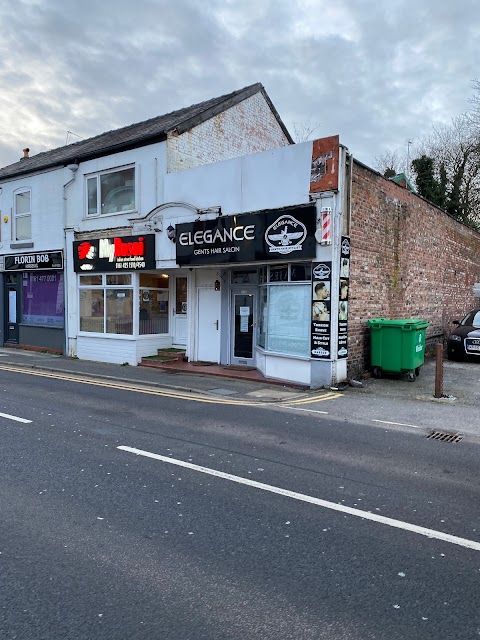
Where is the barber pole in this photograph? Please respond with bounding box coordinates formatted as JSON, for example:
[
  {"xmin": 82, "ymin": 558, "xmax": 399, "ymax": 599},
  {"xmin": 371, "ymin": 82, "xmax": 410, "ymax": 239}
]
[{"xmin": 320, "ymin": 207, "xmax": 332, "ymax": 244}]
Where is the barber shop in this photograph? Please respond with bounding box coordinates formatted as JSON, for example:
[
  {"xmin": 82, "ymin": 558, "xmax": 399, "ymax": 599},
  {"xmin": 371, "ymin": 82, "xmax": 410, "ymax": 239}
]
[
  {"xmin": 1, "ymin": 250, "xmax": 65, "ymax": 352},
  {"xmin": 174, "ymin": 202, "xmax": 329, "ymax": 385}
]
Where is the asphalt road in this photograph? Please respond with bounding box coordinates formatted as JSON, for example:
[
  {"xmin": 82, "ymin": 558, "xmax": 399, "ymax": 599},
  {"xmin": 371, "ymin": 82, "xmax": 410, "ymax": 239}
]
[{"xmin": 0, "ymin": 367, "xmax": 478, "ymax": 639}]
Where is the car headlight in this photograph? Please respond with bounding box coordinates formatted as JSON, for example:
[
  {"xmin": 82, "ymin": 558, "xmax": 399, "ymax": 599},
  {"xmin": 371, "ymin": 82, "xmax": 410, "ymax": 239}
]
[{"xmin": 450, "ymin": 335, "xmax": 462, "ymax": 342}]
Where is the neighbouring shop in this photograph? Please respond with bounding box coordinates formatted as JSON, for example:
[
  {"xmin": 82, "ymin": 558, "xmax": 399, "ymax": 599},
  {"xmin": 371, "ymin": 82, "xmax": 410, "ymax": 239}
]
[
  {"xmin": 1, "ymin": 250, "xmax": 65, "ymax": 352},
  {"xmin": 72, "ymin": 232, "xmax": 187, "ymax": 365}
]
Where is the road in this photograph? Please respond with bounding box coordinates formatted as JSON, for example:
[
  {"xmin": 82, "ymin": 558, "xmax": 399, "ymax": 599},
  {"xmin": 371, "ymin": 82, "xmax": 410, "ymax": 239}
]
[{"xmin": 0, "ymin": 366, "xmax": 478, "ymax": 639}]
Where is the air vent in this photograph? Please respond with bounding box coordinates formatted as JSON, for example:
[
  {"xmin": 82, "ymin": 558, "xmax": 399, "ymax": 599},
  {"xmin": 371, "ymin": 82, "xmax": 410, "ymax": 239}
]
[{"xmin": 426, "ymin": 431, "xmax": 463, "ymax": 443}]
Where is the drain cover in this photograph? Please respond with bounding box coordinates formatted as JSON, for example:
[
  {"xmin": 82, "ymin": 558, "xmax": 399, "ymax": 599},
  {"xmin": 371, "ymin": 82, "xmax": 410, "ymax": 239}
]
[{"xmin": 426, "ymin": 431, "xmax": 463, "ymax": 443}]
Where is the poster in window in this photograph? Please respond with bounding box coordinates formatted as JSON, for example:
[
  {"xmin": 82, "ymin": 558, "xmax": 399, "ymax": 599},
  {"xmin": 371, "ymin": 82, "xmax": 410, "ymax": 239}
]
[
  {"xmin": 311, "ymin": 261, "xmax": 332, "ymax": 359},
  {"xmin": 337, "ymin": 237, "xmax": 350, "ymax": 358}
]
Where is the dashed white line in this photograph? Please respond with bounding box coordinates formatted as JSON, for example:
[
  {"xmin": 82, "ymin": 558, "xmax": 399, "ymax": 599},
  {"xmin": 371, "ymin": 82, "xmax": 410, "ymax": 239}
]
[
  {"xmin": 118, "ymin": 445, "xmax": 480, "ymax": 553},
  {"xmin": 284, "ymin": 406, "xmax": 328, "ymax": 415},
  {"xmin": 372, "ymin": 419, "xmax": 422, "ymax": 429},
  {"xmin": 0, "ymin": 411, "xmax": 32, "ymax": 424}
]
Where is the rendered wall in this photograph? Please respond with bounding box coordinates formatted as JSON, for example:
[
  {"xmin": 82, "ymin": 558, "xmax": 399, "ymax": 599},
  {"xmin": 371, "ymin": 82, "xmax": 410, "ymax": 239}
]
[{"xmin": 348, "ymin": 161, "xmax": 480, "ymax": 376}]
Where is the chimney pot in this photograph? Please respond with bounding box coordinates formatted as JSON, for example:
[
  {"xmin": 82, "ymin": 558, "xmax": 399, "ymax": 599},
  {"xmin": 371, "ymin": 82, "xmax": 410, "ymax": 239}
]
[{"xmin": 23, "ymin": 148, "xmax": 30, "ymax": 158}]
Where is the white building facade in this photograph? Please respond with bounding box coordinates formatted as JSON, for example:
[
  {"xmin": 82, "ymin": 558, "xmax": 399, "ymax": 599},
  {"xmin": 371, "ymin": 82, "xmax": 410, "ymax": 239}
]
[{"xmin": 0, "ymin": 84, "xmax": 351, "ymax": 388}]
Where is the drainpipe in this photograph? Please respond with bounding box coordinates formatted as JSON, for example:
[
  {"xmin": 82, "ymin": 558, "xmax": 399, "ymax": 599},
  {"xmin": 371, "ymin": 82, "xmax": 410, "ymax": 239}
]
[{"xmin": 62, "ymin": 162, "xmax": 79, "ymax": 356}]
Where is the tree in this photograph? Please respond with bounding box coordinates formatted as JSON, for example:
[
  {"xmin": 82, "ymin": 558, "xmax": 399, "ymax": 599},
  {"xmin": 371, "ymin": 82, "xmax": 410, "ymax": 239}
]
[
  {"xmin": 376, "ymin": 82, "xmax": 480, "ymax": 230},
  {"xmin": 292, "ymin": 118, "xmax": 321, "ymax": 143},
  {"xmin": 411, "ymin": 155, "xmax": 445, "ymax": 205}
]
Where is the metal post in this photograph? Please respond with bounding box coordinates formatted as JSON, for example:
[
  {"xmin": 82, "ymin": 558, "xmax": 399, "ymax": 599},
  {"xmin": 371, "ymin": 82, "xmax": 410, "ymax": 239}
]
[{"xmin": 434, "ymin": 342, "xmax": 443, "ymax": 399}]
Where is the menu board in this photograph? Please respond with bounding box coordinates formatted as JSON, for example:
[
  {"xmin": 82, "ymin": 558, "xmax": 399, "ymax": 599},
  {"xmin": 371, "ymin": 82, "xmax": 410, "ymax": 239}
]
[
  {"xmin": 337, "ymin": 237, "xmax": 350, "ymax": 358},
  {"xmin": 311, "ymin": 261, "xmax": 332, "ymax": 358}
]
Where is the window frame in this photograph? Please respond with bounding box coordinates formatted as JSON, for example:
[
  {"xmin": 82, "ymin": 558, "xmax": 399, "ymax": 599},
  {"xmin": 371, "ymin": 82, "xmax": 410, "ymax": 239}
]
[
  {"xmin": 14, "ymin": 188, "xmax": 32, "ymax": 241},
  {"xmin": 85, "ymin": 164, "xmax": 136, "ymax": 218},
  {"xmin": 78, "ymin": 272, "xmax": 134, "ymax": 336},
  {"xmin": 256, "ymin": 263, "xmax": 312, "ymax": 359}
]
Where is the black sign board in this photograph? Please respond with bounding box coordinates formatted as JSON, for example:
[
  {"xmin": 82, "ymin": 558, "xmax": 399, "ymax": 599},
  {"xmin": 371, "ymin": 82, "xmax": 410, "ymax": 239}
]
[
  {"xmin": 337, "ymin": 236, "xmax": 350, "ymax": 358},
  {"xmin": 5, "ymin": 250, "xmax": 64, "ymax": 271},
  {"xmin": 73, "ymin": 234, "xmax": 156, "ymax": 272},
  {"xmin": 175, "ymin": 205, "xmax": 316, "ymax": 266},
  {"xmin": 311, "ymin": 261, "xmax": 332, "ymax": 359}
]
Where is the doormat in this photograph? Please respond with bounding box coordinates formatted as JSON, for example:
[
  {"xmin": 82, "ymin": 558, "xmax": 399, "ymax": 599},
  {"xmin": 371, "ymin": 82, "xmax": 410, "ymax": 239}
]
[
  {"xmin": 223, "ymin": 365, "xmax": 257, "ymax": 371},
  {"xmin": 192, "ymin": 361, "xmax": 215, "ymax": 366}
]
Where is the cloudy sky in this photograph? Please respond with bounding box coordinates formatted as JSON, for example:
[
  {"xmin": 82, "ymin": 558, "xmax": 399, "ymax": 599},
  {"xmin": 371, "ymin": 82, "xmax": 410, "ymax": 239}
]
[{"xmin": 0, "ymin": 0, "xmax": 478, "ymax": 171}]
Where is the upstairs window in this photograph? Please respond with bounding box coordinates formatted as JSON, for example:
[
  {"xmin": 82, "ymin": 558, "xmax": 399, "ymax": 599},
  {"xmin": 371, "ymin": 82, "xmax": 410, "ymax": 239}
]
[
  {"xmin": 87, "ymin": 166, "xmax": 135, "ymax": 216},
  {"xmin": 14, "ymin": 189, "xmax": 31, "ymax": 240}
]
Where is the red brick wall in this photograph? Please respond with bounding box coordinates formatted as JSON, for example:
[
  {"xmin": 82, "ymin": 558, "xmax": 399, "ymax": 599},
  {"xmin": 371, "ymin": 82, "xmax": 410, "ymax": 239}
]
[{"xmin": 348, "ymin": 161, "xmax": 480, "ymax": 376}]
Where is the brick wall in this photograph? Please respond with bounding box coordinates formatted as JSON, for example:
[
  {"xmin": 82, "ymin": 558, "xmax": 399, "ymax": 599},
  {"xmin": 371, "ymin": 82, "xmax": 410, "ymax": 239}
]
[
  {"xmin": 348, "ymin": 161, "xmax": 480, "ymax": 376},
  {"xmin": 167, "ymin": 93, "xmax": 291, "ymax": 172}
]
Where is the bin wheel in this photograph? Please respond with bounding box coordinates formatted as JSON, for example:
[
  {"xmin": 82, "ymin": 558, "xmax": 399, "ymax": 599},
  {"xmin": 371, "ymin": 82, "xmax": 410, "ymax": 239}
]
[
  {"xmin": 415, "ymin": 367, "xmax": 420, "ymax": 377},
  {"xmin": 407, "ymin": 371, "xmax": 416, "ymax": 382},
  {"xmin": 373, "ymin": 367, "xmax": 382, "ymax": 378}
]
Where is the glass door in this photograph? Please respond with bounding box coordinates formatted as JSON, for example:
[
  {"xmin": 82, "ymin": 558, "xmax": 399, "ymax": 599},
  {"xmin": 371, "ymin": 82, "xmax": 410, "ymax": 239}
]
[
  {"xmin": 231, "ymin": 293, "xmax": 255, "ymax": 365},
  {"xmin": 173, "ymin": 276, "xmax": 188, "ymax": 345},
  {"xmin": 5, "ymin": 279, "xmax": 19, "ymax": 343}
]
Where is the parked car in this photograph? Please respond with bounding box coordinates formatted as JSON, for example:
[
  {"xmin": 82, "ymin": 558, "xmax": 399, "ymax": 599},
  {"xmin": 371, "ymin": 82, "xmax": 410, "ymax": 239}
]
[{"xmin": 447, "ymin": 309, "xmax": 480, "ymax": 360}]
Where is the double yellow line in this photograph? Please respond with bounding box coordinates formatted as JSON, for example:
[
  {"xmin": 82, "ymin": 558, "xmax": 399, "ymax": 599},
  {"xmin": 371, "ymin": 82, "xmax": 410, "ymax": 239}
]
[
  {"xmin": 284, "ymin": 391, "xmax": 343, "ymax": 405},
  {"xmin": 0, "ymin": 364, "xmax": 343, "ymax": 407}
]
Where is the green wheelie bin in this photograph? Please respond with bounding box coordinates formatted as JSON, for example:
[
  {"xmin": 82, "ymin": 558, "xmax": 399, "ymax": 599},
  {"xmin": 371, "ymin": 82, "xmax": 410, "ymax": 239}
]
[{"xmin": 368, "ymin": 318, "xmax": 429, "ymax": 381}]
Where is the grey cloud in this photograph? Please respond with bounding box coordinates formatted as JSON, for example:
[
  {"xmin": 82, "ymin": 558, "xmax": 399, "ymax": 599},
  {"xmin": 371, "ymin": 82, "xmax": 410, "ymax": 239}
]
[{"xmin": 0, "ymin": 0, "xmax": 478, "ymax": 168}]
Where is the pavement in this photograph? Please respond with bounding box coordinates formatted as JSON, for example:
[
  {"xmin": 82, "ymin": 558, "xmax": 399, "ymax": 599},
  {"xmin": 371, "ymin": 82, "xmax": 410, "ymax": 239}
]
[{"xmin": 0, "ymin": 346, "xmax": 478, "ymax": 437}]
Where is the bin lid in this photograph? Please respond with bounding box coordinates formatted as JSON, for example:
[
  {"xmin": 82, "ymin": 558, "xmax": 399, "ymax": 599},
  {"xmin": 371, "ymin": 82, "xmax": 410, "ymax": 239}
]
[{"xmin": 368, "ymin": 318, "xmax": 429, "ymax": 330}]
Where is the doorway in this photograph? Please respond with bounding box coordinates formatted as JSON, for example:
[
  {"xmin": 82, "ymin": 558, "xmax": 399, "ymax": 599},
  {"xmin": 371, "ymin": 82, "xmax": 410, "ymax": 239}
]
[
  {"xmin": 231, "ymin": 292, "xmax": 255, "ymax": 366},
  {"xmin": 196, "ymin": 288, "xmax": 221, "ymax": 363},
  {"xmin": 173, "ymin": 275, "xmax": 188, "ymax": 345},
  {"xmin": 5, "ymin": 275, "xmax": 20, "ymax": 344}
]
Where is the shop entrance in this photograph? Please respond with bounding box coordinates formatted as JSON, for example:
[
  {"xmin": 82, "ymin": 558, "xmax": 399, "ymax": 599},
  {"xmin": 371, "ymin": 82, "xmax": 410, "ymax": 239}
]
[
  {"xmin": 231, "ymin": 292, "xmax": 255, "ymax": 366},
  {"xmin": 5, "ymin": 275, "xmax": 19, "ymax": 344},
  {"xmin": 196, "ymin": 288, "xmax": 221, "ymax": 363},
  {"xmin": 173, "ymin": 276, "xmax": 188, "ymax": 346}
]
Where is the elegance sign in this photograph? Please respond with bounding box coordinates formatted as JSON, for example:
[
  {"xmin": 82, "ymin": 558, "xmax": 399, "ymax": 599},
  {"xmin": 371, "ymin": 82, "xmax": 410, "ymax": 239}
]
[
  {"xmin": 4, "ymin": 250, "xmax": 64, "ymax": 271},
  {"xmin": 176, "ymin": 205, "xmax": 316, "ymax": 266},
  {"xmin": 73, "ymin": 234, "xmax": 155, "ymax": 272}
]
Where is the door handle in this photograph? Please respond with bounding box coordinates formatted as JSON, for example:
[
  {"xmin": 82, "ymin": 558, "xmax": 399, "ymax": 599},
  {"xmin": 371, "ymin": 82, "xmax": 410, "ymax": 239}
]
[{"xmin": 215, "ymin": 320, "xmax": 219, "ymax": 330}]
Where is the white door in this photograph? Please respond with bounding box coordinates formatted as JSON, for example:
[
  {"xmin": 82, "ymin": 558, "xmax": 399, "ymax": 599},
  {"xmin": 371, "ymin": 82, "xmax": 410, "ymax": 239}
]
[
  {"xmin": 196, "ymin": 288, "xmax": 221, "ymax": 363},
  {"xmin": 173, "ymin": 276, "xmax": 188, "ymax": 345}
]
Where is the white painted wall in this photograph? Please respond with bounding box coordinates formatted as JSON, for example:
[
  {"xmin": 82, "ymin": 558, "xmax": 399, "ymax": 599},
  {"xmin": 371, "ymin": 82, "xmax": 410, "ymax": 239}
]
[
  {"xmin": 163, "ymin": 140, "xmax": 314, "ymax": 219},
  {"xmin": 0, "ymin": 168, "xmax": 67, "ymax": 253},
  {"xmin": 167, "ymin": 92, "xmax": 291, "ymax": 173}
]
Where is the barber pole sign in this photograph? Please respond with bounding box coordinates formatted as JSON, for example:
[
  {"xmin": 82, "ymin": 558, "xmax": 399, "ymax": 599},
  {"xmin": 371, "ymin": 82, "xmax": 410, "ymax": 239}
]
[{"xmin": 320, "ymin": 207, "xmax": 332, "ymax": 244}]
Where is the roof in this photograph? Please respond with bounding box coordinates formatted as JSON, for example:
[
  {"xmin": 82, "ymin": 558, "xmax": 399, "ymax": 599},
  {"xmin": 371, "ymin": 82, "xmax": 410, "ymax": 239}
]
[
  {"xmin": 390, "ymin": 172, "xmax": 416, "ymax": 192},
  {"xmin": 0, "ymin": 83, "xmax": 293, "ymax": 181}
]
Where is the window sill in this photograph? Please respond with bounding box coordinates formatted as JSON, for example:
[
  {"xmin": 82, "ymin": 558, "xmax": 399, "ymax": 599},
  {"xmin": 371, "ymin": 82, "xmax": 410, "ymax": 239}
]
[
  {"xmin": 10, "ymin": 241, "xmax": 34, "ymax": 249},
  {"xmin": 78, "ymin": 332, "xmax": 135, "ymax": 339},
  {"xmin": 254, "ymin": 346, "xmax": 311, "ymax": 361},
  {"xmin": 85, "ymin": 209, "xmax": 138, "ymax": 220}
]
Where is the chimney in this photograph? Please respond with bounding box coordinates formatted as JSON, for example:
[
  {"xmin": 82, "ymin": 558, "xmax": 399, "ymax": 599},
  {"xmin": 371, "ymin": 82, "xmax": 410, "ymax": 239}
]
[{"xmin": 22, "ymin": 148, "xmax": 30, "ymax": 159}]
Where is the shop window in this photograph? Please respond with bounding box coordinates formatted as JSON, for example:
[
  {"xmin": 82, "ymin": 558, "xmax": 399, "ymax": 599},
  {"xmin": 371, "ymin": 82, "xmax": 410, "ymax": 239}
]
[
  {"xmin": 175, "ymin": 277, "xmax": 187, "ymax": 314},
  {"xmin": 21, "ymin": 271, "xmax": 64, "ymax": 327},
  {"xmin": 86, "ymin": 166, "xmax": 135, "ymax": 216},
  {"xmin": 139, "ymin": 273, "xmax": 169, "ymax": 335},
  {"xmin": 257, "ymin": 263, "xmax": 311, "ymax": 358},
  {"xmin": 79, "ymin": 273, "xmax": 133, "ymax": 334},
  {"xmin": 231, "ymin": 269, "xmax": 258, "ymax": 285},
  {"xmin": 14, "ymin": 189, "xmax": 32, "ymax": 240}
]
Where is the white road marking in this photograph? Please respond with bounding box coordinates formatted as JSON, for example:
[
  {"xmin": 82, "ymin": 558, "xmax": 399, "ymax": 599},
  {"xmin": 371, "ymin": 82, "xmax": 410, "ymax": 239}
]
[
  {"xmin": 118, "ymin": 445, "xmax": 480, "ymax": 553},
  {"xmin": 283, "ymin": 406, "xmax": 328, "ymax": 415},
  {"xmin": 372, "ymin": 419, "xmax": 422, "ymax": 429},
  {"xmin": 0, "ymin": 411, "xmax": 32, "ymax": 424}
]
